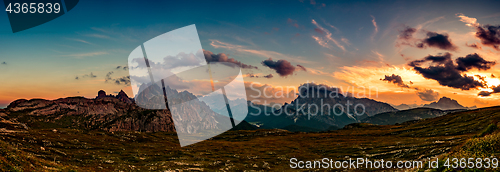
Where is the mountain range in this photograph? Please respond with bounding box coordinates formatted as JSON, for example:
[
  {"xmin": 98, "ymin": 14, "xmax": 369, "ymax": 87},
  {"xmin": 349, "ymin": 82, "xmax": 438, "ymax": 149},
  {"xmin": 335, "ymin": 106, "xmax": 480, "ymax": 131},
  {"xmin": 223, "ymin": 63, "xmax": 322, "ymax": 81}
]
[
  {"xmin": 392, "ymin": 97, "xmax": 474, "ymax": 110},
  {"xmin": 0, "ymin": 86, "xmax": 477, "ymax": 134}
]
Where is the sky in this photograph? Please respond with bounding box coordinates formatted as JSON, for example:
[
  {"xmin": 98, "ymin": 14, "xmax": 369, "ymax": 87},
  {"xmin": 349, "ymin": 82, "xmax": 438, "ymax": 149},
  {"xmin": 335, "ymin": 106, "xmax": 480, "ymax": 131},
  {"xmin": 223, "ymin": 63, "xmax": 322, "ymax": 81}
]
[{"xmin": 1, "ymin": 0, "xmax": 500, "ymax": 108}]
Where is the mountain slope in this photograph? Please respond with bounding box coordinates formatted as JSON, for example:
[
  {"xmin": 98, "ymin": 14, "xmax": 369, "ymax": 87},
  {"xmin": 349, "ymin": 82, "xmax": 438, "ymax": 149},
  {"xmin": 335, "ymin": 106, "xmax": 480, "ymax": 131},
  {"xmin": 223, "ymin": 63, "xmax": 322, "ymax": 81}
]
[
  {"xmin": 361, "ymin": 107, "xmax": 464, "ymax": 125},
  {"xmin": 244, "ymin": 84, "xmax": 397, "ymax": 131},
  {"xmin": 1, "ymin": 88, "xmax": 233, "ymax": 133}
]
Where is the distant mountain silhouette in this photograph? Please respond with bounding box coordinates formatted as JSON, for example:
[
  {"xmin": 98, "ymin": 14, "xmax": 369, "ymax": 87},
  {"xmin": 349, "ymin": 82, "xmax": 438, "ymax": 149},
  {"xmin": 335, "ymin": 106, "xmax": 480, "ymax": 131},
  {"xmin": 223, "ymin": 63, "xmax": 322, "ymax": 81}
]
[
  {"xmin": 423, "ymin": 97, "xmax": 466, "ymax": 110},
  {"xmin": 0, "ymin": 88, "xmax": 233, "ymax": 133},
  {"xmin": 361, "ymin": 107, "xmax": 465, "ymax": 125}
]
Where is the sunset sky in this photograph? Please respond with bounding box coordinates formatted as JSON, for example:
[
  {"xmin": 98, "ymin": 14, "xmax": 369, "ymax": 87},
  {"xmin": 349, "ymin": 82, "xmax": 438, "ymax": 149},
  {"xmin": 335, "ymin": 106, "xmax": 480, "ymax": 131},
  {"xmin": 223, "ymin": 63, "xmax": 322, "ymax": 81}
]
[{"xmin": 1, "ymin": 0, "xmax": 500, "ymax": 108}]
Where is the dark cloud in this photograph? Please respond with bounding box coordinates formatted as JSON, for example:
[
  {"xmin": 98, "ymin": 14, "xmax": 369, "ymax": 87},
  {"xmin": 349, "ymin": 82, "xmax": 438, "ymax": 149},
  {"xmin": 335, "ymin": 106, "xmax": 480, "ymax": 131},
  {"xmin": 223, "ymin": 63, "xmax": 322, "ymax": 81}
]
[
  {"xmin": 399, "ymin": 27, "xmax": 417, "ymax": 40},
  {"xmin": 203, "ymin": 50, "xmax": 257, "ymax": 69},
  {"xmin": 476, "ymin": 25, "xmax": 500, "ymax": 50},
  {"xmin": 408, "ymin": 53, "xmax": 494, "ymax": 90},
  {"xmin": 416, "ymin": 89, "xmax": 440, "ymax": 101},
  {"xmin": 287, "ymin": 18, "xmax": 300, "ymax": 28},
  {"xmin": 397, "ymin": 27, "xmax": 458, "ymax": 51},
  {"xmin": 420, "ymin": 32, "xmax": 458, "ymax": 51},
  {"xmin": 263, "ymin": 74, "xmax": 273, "ymax": 78},
  {"xmin": 116, "ymin": 66, "xmax": 129, "ymax": 71},
  {"xmin": 247, "ymin": 74, "xmax": 258, "ymax": 78},
  {"xmin": 455, "ymin": 53, "xmax": 496, "ymax": 71},
  {"xmin": 261, "ymin": 58, "xmax": 305, "ymax": 77},
  {"xmin": 247, "ymin": 73, "xmax": 274, "ymax": 79},
  {"xmin": 381, "ymin": 74, "xmax": 409, "ymax": 88},
  {"xmin": 75, "ymin": 76, "xmax": 79, "ymax": 80},
  {"xmin": 1, "ymin": 62, "xmax": 6, "ymax": 65},
  {"xmin": 114, "ymin": 76, "xmax": 131, "ymax": 85},
  {"xmin": 478, "ymin": 85, "xmax": 500, "ymax": 97}
]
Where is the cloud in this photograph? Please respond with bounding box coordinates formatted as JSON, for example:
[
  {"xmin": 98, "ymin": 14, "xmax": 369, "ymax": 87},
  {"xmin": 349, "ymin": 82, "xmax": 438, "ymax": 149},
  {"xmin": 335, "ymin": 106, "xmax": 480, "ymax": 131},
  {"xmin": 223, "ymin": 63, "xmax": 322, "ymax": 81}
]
[
  {"xmin": 76, "ymin": 72, "xmax": 97, "ymax": 80},
  {"xmin": 398, "ymin": 27, "xmax": 417, "ymax": 40},
  {"xmin": 85, "ymin": 34, "xmax": 111, "ymax": 39},
  {"xmin": 455, "ymin": 53, "xmax": 496, "ymax": 71},
  {"xmin": 114, "ymin": 76, "xmax": 131, "ymax": 85},
  {"xmin": 456, "ymin": 13, "xmax": 479, "ymax": 27},
  {"xmin": 245, "ymin": 73, "xmax": 274, "ymax": 79},
  {"xmin": 247, "ymin": 74, "xmax": 258, "ymax": 78},
  {"xmin": 1, "ymin": 62, "xmax": 6, "ymax": 65},
  {"xmin": 298, "ymin": 82, "xmax": 342, "ymax": 97},
  {"xmin": 210, "ymin": 39, "xmax": 312, "ymax": 64},
  {"xmin": 263, "ymin": 74, "xmax": 274, "ymax": 78},
  {"xmin": 370, "ymin": 15, "xmax": 378, "ymax": 41},
  {"xmin": 311, "ymin": 19, "xmax": 345, "ymax": 51},
  {"xmin": 309, "ymin": 0, "xmax": 316, "ymax": 5},
  {"xmin": 105, "ymin": 71, "xmax": 114, "ymax": 82},
  {"xmin": 116, "ymin": 66, "xmax": 129, "ymax": 70},
  {"xmin": 396, "ymin": 27, "xmax": 458, "ymax": 51},
  {"xmin": 66, "ymin": 51, "xmax": 108, "ymax": 58},
  {"xmin": 408, "ymin": 53, "xmax": 494, "ymax": 90},
  {"xmin": 287, "ymin": 18, "xmax": 300, "ymax": 28},
  {"xmin": 465, "ymin": 43, "xmax": 481, "ymax": 49},
  {"xmin": 418, "ymin": 32, "xmax": 458, "ymax": 51},
  {"xmin": 314, "ymin": 28, "xmax": 325, "ymax": 35},
  {"xmin": 296, "ymin": 64, "xmax": 307, "ymax": 71},
  {"xmin": 203, "ymin": 50, "xmax": 258, "ymax": 69},
  {"xmin": 245, "ymin": 82, "xmax": 297, "ymax": 104},
  {"xmin": 381, "ymin": 74, "xmax": 410, "ymax": 88},
  {"xmin": 475, "ymin": 25, "xmax": 500, "ymax": 50},
  {"xmin": 261, "ymin": 58, "xmax": 306, "ymax": 77},
  {"xmin": 341, "ymin": 38, "xmax": 351, "ymax": 46},
  {"xmin": 456, "ymin": 13, "xmax": 500, "ymax": 50},
  {"xmin": 478, "ymin": 85, "xmax": 500, "ymax": 97},
  {"xmin": 416, "ymin": 89, "xmax": 440, "ymax": 101}
]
